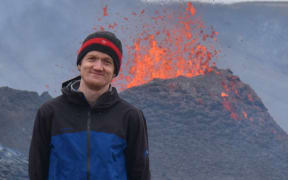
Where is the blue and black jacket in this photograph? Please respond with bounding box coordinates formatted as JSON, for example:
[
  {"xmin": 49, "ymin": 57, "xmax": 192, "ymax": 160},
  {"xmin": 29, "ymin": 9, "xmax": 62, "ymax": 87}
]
[{"xmin": 28, "ymin": 76, "xmax": 150, "ymax": 180}]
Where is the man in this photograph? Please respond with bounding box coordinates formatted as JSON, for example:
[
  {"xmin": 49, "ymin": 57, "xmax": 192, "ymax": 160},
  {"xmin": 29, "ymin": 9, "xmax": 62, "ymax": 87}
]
[{"xmin": 29, "ymin": 31, "xmax": 150, "ymax": 180}]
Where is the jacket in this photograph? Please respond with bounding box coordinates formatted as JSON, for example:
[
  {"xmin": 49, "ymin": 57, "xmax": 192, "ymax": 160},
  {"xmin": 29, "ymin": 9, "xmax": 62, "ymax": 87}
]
[{"xmin": 28, "ymin": 76, "xmax": 150, "ymax": 180}]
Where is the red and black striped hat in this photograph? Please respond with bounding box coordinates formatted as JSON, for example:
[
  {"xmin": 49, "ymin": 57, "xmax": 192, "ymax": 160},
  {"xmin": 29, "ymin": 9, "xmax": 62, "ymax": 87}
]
[{"xmin": 77, "ymin": 31, "xmax": 123, "ymax": 76}]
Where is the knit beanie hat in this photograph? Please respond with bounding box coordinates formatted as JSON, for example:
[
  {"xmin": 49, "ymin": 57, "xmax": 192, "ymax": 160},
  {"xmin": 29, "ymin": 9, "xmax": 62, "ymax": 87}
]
[{"xmin": 77, "ymin": 31, "xmax": 123, "ymax": 76}]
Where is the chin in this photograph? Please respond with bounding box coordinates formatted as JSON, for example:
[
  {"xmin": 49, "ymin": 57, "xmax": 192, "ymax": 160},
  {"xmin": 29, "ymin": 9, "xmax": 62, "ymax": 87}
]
[{"xmin": 86, "ymin": 79, "xmax": 108, "ymax": 90}]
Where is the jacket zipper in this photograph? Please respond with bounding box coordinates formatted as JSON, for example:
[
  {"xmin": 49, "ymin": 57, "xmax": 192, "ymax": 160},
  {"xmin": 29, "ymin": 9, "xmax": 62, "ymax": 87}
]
[{"xmin": 87, "ymin": 111, "xmax": 91, "ymax": 180}]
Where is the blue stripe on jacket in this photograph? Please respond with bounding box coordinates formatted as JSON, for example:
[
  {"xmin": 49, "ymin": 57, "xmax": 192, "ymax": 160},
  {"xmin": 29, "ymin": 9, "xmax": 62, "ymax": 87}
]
[{"xmin": 48, "ymin": 131, "xmax": 127, "ymax": 180}]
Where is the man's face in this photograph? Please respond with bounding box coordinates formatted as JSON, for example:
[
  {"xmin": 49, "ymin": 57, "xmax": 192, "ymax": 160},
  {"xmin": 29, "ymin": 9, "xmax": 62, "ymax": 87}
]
[{"xmin": 77, "ymin": 50, "xmax": 115, "ymax": 90}]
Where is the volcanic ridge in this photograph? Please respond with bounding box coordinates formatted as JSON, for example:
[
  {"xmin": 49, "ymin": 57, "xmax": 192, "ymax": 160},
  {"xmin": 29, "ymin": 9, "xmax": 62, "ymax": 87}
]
[{"xmin": 121, "ymin": 67, "xmax": 288, "ymax": 180}]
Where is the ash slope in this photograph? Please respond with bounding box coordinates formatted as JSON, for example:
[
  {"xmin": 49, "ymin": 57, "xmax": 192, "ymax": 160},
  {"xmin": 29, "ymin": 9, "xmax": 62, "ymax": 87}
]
[{"xmin": 120, "ymin": 67, "xmax": 288, "ymax": 180}]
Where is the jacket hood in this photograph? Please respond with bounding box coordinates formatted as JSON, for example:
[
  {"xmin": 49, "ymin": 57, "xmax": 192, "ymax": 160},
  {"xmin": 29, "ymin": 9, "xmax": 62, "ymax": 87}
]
[{"xmin": 61, "ymin": 75, "xmax": 120, "ymax": 111}]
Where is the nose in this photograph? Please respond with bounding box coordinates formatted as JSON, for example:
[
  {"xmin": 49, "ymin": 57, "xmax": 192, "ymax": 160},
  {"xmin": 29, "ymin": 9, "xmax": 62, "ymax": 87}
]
[{"xmin": 92, "ymin": 59, "xmax": 104, "ymax": 71}]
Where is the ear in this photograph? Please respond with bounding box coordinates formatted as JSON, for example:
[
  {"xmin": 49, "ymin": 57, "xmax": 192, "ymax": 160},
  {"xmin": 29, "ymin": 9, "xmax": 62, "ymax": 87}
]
[{"xmin": 77, "ymin": 64, "xmax": 81, "ymax": 71}]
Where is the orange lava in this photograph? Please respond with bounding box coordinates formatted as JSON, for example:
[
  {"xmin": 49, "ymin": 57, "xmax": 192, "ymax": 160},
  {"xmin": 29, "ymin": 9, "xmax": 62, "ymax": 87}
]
[
  {"xmin": 108, "ymin": 23, "xmax": 118, "ymax": 30},
  {"xmin": 221, "ymin": 80, "xmax": 239, "ymax": 121},
  {"xmin": 92, "ymin": 3, "xmax": 219, "ymax": 90},
  {"xmin": 222, "ymin": 81, "xmax": 230, "ymax": 93},
  {"xmin": 231, "ymin": 112, "xmax": 238, "ymax": 120},
  {"xmin": 242, "ymin": 111, "xmax": 248, "ymax": 119},
  {"xmin": 248, "ymin": 94, "xmax": 254, "ymax": 102},
  {"xmin": 122, "ymin": 3, "xmax": 219, "ymax": 89},
  {"xmin": 103, "ymin": 5, "xmax": 108, "ymax": 16},
  {"xmin": 222, "ymin": 98, "xmax": 238, "ymax": 120},
  {"xmin": 187, "ymin": 2, "xmax": 196, "ymax": 16}
]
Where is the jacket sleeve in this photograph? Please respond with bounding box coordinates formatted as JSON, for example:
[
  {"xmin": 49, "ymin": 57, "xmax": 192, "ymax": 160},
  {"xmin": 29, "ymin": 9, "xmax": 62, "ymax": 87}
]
[
  {"xmin": 28, "ymin": 105, "xmax": 52, "ymax": 180},
  {"xmin": 125, "ymin": 109, "xmax": 151, "ymax": 180}
]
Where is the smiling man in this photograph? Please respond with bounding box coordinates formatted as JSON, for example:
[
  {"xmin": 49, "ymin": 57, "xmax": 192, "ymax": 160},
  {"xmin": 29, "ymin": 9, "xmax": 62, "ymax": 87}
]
[{"xmin": 28, "ymin": 31, "xmax": 151, "ymax": 180}]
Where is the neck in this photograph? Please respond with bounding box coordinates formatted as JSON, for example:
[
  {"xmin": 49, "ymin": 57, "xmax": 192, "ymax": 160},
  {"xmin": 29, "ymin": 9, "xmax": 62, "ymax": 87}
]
[{"xmin": 78, "ymin": 81, "xmax": 111, "ymax": 107}]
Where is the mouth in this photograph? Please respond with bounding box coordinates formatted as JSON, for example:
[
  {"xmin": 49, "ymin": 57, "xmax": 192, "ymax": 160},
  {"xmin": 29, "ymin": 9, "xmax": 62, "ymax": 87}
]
[
  {"xmin": 90, "ymin": 71, "xmax": 104, "ymax": 75},
  {"xmin": 90, "ymin": 72, "xmax": 105, "ymax": 77}
]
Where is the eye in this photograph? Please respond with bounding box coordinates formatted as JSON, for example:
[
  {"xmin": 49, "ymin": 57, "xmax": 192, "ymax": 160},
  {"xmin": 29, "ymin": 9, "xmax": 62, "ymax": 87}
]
[
  {"xmin": 103, "ymin": 59, "xmax": 113, "ymax": 65},
  {"xmin": 87, "ymin": 57, "xmax": 96, "ymax": 62}
]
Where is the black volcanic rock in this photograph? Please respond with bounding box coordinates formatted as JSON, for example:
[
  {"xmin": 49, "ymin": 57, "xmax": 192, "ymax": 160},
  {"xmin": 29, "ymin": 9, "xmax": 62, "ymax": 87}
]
[
  {"xmin": 0, "ymin": 144, "xmax": 28, "ymax": 180},
  {"xmin": 120, "ymin": 67, "xmax": 288, "ymax": 180},
  {"xmin": 0, "ymin": 87, "xmax": 52, "ymax": 155}
]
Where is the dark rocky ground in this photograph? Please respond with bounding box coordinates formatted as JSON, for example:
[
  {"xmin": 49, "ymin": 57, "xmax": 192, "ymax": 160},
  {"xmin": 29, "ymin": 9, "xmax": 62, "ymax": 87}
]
[
  {"xmin": 0, "ymin": 144, "xmax": 28, "ymax": 180},
  {"xmin": 0, "ymin": 67, "xmax": 288, "ymax": 179}
]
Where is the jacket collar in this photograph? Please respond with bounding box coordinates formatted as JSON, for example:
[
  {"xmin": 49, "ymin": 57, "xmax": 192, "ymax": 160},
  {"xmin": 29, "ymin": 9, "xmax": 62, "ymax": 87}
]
[{"xmin": 61, "ymin": 75, "xmax": 120, "ymax": 111}]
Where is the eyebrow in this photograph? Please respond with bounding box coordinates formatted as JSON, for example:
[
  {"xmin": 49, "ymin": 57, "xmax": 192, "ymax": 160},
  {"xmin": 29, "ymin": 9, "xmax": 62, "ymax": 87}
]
[
  {"xmin": 86, "ymin": 55, "xmax": 112, "ymax": 60},
  {"xmin": 87, "ymin": 55, "xmax": 98, "ymax": 58}
]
